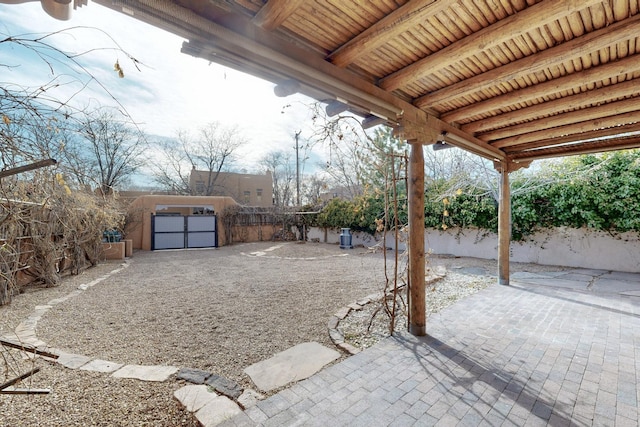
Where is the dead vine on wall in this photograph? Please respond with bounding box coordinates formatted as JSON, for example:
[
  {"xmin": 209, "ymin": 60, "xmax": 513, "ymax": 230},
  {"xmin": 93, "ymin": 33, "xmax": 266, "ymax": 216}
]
[
  {"xmin": 0, "ymin": 175, "xmax": 123, "ymax": 305},
  {"xmin": 220, "ymin": 205, "xmax": 298, "ymax": 244}
]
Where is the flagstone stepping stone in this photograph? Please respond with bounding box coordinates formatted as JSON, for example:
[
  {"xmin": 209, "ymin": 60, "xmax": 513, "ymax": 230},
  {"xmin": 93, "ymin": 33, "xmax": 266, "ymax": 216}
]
[
  {"xmin": 112, "ymin": 364, "xmax": 178, "ymax": 382},
  {"xmin": 174, "ymin": 384, "xmax": 218, "ymax": 413},
  {"xmin": 244, "ymin": 341, "xmax": 340, "ymax": 392},
  {"xmin": 79, "ymin": 359, "xmax": 123, "ymax": 373},
  {"xmin": 205, "ymin": 374, "xmax": 243, "ymax": 399},
  {"xmin": 57, "ymin": 352, "xmax": 92, "ymax": 369},
  {"xmin": 195, "ymin": 395, "xmax": 242, "ymax": 427}
]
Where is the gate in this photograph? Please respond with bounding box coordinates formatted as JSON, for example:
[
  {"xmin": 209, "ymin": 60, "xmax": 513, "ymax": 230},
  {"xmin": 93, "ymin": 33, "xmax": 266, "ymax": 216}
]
[{"xmin": 151, "ymin": 215, "xmax": 217, "ymax": 250}]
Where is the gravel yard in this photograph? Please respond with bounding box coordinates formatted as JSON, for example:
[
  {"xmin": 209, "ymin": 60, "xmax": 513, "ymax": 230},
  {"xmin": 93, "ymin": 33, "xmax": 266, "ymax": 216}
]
[{"xmin": 0, "ymin": 241, "xmax": 565, "ymax": 426}]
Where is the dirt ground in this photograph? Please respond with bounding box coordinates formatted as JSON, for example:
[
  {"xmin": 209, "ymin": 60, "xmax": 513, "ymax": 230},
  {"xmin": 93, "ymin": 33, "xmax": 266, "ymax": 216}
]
[{"xmin": 0, "ymin": 241, "xmax": 561, "ymax": 426}]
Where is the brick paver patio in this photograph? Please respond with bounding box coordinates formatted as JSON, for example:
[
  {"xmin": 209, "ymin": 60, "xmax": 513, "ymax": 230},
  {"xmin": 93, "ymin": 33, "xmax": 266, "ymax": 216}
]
[{"xmin": 223, "ymin": 277, "xmax": 640, "ymax": 426}]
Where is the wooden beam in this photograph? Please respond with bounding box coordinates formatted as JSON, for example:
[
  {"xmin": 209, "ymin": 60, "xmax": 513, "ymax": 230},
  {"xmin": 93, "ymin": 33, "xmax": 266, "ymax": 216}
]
[
  {"xmin": 462, "ymin": 79, "xmax": 640, "ymax": 134},
  {"xmin": 0, "ymin": 338, "xmax": 59, "ymax": 359},
  {"xmin": 328, "ymin": 0, "xmax": 445, "ymax": 68},
  {"xmin": 478, "ymin": 97, "xmax": 640, "ymax": 142},
  {"xmin": 0, "ymin": 368, "xmax": 40, "ymax": 391},
  {"xmin": 0, "ymin": 159, "xmax": 57, "ymax": 179},
  {"xmin": 252, "ymin": 0, "xmax": 303, "ymax": 30},
  {"xmin": 511, "ymin": 136, "xmax": 640, "ymax": 162},
  {"xmin": 422, "ymin": 13, "xmax": 640, "ymax": 112},
  {"xmin": 379, "ymin": 0, "xmax": 602, "ymax": 91},
  {"xmin": 492, "ymin": 111, "xmax": 640, "ymax": 148},
  {"xmin": 437, "ymin": 119, "xmax": 505, "ymax": 161},
  {"xmin": 496, "ymin": 164, "xmax": 511, "ymax": 286},
  {"xmin": 99, "ymin": 0, "xmax": 504, "ymax": 163},
  {"xmin": 441, "ymin": 54, "xmax": 640, "ymax": 124},
  {"xmin": 408, "ymin": 141, "xmax": 426, "ymax": 336},
  {"xmin": 182, "ymin": 39, "xmax": 405, "ymax": 123},
  {"xmin": 504, "ymin": 122, "xmax": 640, "ymax": 153}
]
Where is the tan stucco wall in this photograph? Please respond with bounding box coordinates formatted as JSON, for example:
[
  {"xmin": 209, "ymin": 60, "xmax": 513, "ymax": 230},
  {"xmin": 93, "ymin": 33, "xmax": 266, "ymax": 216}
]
[{"xmin": 125, "ymin": 195, "xmax": 238, "ymax": 250}]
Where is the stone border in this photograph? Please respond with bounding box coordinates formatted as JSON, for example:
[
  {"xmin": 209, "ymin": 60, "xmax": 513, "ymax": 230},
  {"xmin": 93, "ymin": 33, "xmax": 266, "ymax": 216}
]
[
  {"xmin": 328, "ymin": 267, "xmax": 447, "ymax": 355},
  {"xmin": 327, "ymin": 291, "xmax": 384, "ymax": 355},
  {"xmin": 1, "ymin": 261, "xmax": 261, "ymax": 426}
]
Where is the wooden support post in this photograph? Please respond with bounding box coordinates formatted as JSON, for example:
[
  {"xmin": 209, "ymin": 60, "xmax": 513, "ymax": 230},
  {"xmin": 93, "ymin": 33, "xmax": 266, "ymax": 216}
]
[
  {"xmin": 408, "ymin": 142, "xmax": 426, "ymax": 336},
  {"xmin": 498, "ymin": 165, "xmax": 511, "ymax": 285}
]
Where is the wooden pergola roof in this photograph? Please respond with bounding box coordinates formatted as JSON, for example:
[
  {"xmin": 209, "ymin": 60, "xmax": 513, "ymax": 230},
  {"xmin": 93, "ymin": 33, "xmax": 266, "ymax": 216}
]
[
  {"xmin": 37, "ymin": 0, "xmax": 637, "ymax": 335},
  {"xmin": 91, "ymin": 0, "xmax": 640, "ymax": 164}
]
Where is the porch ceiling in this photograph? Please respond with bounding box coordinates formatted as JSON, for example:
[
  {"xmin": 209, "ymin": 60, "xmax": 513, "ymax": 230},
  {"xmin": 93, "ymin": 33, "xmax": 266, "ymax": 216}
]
[{"xmin": 94, "ymin": 0, "xmax": 640, "ymax": 163}]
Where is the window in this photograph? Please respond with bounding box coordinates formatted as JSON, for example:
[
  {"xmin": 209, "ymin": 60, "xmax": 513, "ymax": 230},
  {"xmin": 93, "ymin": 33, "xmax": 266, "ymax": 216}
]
[
  {"xmin": 195, "ymin": 180, "xmax": 205, "ymax": 194},
  {"xmin": 256, "ymin": 188, "xmax": 263, "ymax": 203},
  {"xmin": 244, "ymin": 190, "xmax": 251, "ymax": 204}
]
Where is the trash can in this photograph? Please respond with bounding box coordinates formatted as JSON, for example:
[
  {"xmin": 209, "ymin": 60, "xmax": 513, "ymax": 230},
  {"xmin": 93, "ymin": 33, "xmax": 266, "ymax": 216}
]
[{"xmin": 339, "ymin": 228, "xmax": 353, "ymax": 249}]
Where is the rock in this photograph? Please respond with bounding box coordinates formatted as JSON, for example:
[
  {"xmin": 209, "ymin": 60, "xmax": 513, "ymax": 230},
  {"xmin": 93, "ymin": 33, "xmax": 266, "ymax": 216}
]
[
  {"xmin": 57, "ymin": 352, "xmax": 92, "ymax": 369},
  {"xmin": 174, "ymin": 384, "xmax": 218, "ymax": 413},
  {"xmin": 205, "ymin": 374, "xmax": 243, "ymax": 399},
  {"xmin": 328, "ymin": 328, "xmax": 344, "ymax": 344},
  {"xmin": 177, "ymin": 367, "xmax": 211, "ymax": 384},
  {"xmin": 336, "ymin": 342, "xmax": 361, "ymax": 355},
  {"xmin": 79, "ymin": 359, "xmax": 123, "ymax": 373},
  {"xmin": 111, "ymin": 364, "xmax": 178, "ymax": 382},
  {"xmin": 195, "ymin": 395, "xmax": 242, "ymax": 427},
  {"xmin": 237, "ymin": 389, "xmax": 265, "ymax": 409},
  {"xmin": 334, "ymin": 306, "xmax": 350, "ymax": 319},
  {"xmin": 244, "ymin": 342, "xmax": 340, "ymax": 392},
  {"xmin": 327, "ymin": 316, "xmax": 340, "ymax": 329}
]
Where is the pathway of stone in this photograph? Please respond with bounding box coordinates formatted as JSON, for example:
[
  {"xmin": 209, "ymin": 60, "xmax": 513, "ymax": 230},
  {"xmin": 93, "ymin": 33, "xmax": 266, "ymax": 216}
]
[{"xmin": 0, "ymin": 261, "xmax": 344, "ymax": 427}]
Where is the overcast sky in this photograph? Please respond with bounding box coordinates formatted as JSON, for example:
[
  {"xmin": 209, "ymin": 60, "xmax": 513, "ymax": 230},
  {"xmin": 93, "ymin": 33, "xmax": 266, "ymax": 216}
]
[{"xmin": 0, "ymin": 1, "xmax": 321, "ymax": 173}]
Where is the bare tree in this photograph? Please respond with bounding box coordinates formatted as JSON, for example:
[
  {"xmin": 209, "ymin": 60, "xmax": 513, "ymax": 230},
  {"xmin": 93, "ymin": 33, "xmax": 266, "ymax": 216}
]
[
  {"xmin": 151, "ymin": 133, "xmax": 193, "ymax": 194},
  {"xmin": 152, "ymin": 122, "xmax": 246, "ymax": 195},
  {"xmin": 308, "ymin": 104, "xmax": 409, "ymax": 199},
  {"xmin": 260, "ymin": 150, "xmax": 295, "ymax": 207},
  {"xmin": 64, "ymin": 107, "xmax": 147, "ymax": 194},
  {"xmin": 301, "ymin": 173, "xmax": 329, "ymax": 205}
]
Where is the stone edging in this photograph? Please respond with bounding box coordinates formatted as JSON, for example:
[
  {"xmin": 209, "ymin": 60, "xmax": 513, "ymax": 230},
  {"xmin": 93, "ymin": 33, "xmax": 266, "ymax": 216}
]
[
  {"xmin": 1, "ymin": 261, "xmax": 260, "ymax": 426},
  {"xmin": 328, "ymin": 268, "xmax": 447, "ymax": 355},
  {"xmin": 327, "ymin": 291, "xmax": 384, "ymax": 355}
]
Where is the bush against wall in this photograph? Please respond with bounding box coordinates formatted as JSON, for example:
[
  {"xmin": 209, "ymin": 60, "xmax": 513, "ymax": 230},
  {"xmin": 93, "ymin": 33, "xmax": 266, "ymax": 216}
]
[
  {"xmin": 511, "ymin": 150, "xmax": 640, "ymax": 239},
  {"xmin": 313, "ymin": 150, "xmax": 640, "ymax": 240}
]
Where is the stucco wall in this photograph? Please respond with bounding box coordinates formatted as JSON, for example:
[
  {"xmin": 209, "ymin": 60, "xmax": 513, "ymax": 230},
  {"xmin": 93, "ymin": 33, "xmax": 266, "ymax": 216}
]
[
  {"xmin": 125, "ymin": 195, "xmax": 238, "ymax": 250},
  {"xmin": 308, "ymin": 226, "xmax": 640, "ymax": 273}
]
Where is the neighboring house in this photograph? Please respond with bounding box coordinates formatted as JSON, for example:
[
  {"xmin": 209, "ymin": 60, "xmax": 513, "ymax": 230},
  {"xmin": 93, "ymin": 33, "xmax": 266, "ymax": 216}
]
[
  {"xmin": 319, "ymin": 185, "xmax": 363, "ymax": 202},
  {"xmin": 189, "ymin": 168, "xmax": 273, "ymax": 207}
]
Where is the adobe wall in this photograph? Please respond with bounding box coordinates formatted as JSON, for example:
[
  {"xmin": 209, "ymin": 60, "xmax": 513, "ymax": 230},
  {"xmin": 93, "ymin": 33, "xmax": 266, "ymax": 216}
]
[
  {"xmin": 308, "ymin": 226, "xmax": 640, "ymax": 273},
  {"xmin": 125, "ymin": 195, "xmax": 238, "ymax": 250}
]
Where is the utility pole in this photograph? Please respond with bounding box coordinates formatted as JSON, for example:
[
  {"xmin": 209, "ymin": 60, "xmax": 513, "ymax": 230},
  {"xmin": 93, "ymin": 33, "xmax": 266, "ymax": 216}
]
[{"xmin": 295, "ymin": 130, "xmax": 301, "ymax": 206}]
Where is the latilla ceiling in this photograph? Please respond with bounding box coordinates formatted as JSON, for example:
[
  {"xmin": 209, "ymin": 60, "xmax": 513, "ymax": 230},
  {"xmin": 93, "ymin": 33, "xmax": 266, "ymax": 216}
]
[{"xmin": 94, "ymin": 0, "xmax": 640, "ymax": 164}]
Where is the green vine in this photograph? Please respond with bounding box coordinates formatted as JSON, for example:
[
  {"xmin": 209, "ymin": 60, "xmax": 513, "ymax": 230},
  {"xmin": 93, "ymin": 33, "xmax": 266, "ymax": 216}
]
[{"xmin": 315, "ymin": 150, "xmax": 640, "ymax": 241}]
